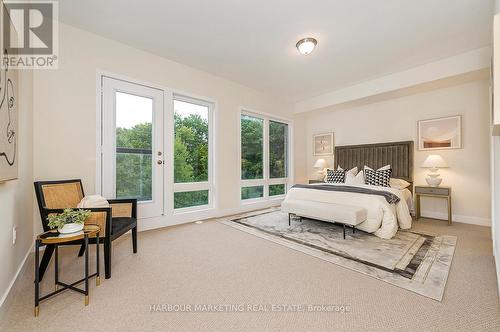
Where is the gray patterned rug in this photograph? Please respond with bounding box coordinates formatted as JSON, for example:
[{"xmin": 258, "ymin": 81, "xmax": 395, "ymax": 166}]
[{"xmin": 219, "ymin": 209, "xmax": 457, "ymax": 301}]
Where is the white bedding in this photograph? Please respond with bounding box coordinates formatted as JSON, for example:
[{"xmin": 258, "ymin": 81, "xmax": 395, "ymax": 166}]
[
  {"xmin": 401, "ymin": 188, "xmax": 415, "ymax": 215},
  {"xmin": 282, "ymin": 183, "xmax": 412, "ymax": 239}
]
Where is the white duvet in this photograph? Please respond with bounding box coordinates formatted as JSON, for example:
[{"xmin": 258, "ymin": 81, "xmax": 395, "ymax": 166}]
[{"xmin": 283, "ymin": 183, "xmax": 412, "ymax": 239}]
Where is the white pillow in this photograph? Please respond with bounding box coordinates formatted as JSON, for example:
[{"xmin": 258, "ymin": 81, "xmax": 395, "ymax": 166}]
[
  {"xmin": 337, "ymin": 166, "xmax": 358, "ymax": 184},
  {"xmin": 337, "ymin": 166, "xmax": 358, "ymax": 174},
  {"xmin": 340, "ymin": 167, "xmax": 365, "ymax": 185},
  {"xmin": 351, "ymin": 171, "xmax": 365, "ymax": 185},
  {"xmin": 389, "ymin": 178, "xmax": 411, "ymax": 190},
  {"xmin": 345, "ymin": 171, "xmax": 356, "ymax": 184}
]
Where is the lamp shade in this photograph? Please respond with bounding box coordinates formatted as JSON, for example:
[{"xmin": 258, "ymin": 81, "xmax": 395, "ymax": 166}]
[
  {"xmin": 313, "ymin": 158, "xmax": 327, "ymax": 169},
  {"xmin": 421, "ymin": 155, "xmax": 448, "ymax": 168}
]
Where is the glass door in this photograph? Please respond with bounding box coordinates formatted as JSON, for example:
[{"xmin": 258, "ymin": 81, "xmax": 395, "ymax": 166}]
[{"xmin": 101, "ymin": 77, "xmax": 164, "ymax": 218}]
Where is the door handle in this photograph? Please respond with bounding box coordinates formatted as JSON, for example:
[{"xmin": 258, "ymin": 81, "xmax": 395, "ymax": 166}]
[{"xmin": 157, "ymin": 160, "xmax": 163, "ymax": 165}]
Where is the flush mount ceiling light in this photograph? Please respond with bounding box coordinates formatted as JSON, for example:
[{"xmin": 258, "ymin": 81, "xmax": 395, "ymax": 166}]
[{"xmin": 296, "ymin": 37, "xmax": 317, "ymax": 55}]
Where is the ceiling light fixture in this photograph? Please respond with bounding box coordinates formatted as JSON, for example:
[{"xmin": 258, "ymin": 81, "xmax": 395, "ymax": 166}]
[{"xmin": 296, "ymin": 37, "xmax": 317, "ymax": 55}]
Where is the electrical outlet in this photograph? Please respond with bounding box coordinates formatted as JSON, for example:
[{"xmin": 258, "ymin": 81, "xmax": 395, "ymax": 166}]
[{"xmin": 12, "ymin": 226, "xmax": 17, "ymax": 245}]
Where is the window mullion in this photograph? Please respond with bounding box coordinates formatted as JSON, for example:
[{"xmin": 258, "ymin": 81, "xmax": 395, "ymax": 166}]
[
  {"xmin": 174, "ymin": 182, "xmax": 210, "ymax": 192},
  {"xmin": 264, "ymin": 117, "xmax": 269, "ymax": 199}
]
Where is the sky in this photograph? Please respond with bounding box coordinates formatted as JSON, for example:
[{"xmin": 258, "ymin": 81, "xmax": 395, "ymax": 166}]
[{"xmin": 116, "ymin": 92, "xmax": 208, "ymax": 129}]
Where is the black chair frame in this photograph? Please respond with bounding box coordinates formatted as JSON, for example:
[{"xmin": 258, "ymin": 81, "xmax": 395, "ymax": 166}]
[{"xmin": 34, "ymin": 179, "xmax": 137, "ymax": 280}]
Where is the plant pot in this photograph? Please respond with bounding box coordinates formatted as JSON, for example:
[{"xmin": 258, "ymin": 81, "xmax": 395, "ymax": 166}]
[{"xmin": 58, "ymin": 223, "xmax": 84, "ymax": 234}]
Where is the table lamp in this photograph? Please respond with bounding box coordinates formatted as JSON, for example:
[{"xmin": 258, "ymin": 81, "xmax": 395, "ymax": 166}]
[
  {"xmin": 421, "ymin": 154, "xmax": 448, "ymax": 187},
  {"xmin": 313, "ymin": 158, "xmax": 327, "ymax": 181}
]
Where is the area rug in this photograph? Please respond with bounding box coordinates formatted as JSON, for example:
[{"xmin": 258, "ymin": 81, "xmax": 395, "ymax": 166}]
[{"xmin": 219, "ymin": 208, "xmax": 457, "ymax": 301}]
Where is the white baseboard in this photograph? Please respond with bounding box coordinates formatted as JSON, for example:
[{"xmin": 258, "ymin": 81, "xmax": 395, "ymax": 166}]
[
  {"xmin": 138, "ymin": 198, "xmax": 283, "ymax": 232},
  {"xmin": 138, "ymin": 199, "xmax": 283, "ymax": 232},
  {"xmin": 421, "ymin": 210, "xmax": 491, "ymax": 227},
  {"xmin": 219, "ymin": 199, "xmax": 284, "ymax": 219},
  {"xmin": 495, "ymin": 249, "xmax": 500, "ymax": 299},
  {"xmin": 0, "ymin": 243, "xmax": 33, "ymax": 310}
]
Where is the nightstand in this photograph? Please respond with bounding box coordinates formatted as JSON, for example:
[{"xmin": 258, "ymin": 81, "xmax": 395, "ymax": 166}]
[
  {"xmin": 308, "ymin": 179, "xmax": 324, "ymax": 184},
  {"xmin": 415, "ymin": 186, "xmax": 452, "ymax": 225}
]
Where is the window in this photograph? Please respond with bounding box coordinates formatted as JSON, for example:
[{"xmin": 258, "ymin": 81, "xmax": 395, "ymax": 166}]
[
  {"xmin": 269, "ymin": 184, "xmax": 286, "ymax": 196},
  {"xmin": 241, "ymin": 186, "xmax": 264, "ymax": 200},
  {"xmin": 115, "ymin": 92, "xmax": 154, "ymax": 202},
  {"xmin": 173, "ymin": 96, "xmax": 213, "ymax": 210},
  {"xmin": 241, "ymin": 114, "xmax": 263, "ymax": 180},
  {"xmin": 240, "ymin": 111, "xmax": 290, "ymax": 201},
  {"xmin": 174, "ymin": 190, "xmax": 209, "ymax": 209},
  {"xmin": 269, "ymin": 120, "xmax": 288, "ymax": 179}
]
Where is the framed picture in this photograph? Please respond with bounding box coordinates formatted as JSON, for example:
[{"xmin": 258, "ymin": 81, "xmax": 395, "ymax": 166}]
[
  {"xmin": 417, "ymin": 115, "xmax": 462, "ymax": 151},
  {"xmin": 313, "ymin": 133, "xmax": 334, "ymax": 156},
  {"xmin": 0, "ymin": 3, "xmax": 19, "ymax": 182}
]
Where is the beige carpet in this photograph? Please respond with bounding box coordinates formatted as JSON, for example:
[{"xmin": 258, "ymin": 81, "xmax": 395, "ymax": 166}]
[{"xmin": 1, "ymin": 216, "xmax": 499, "ymax": 331}]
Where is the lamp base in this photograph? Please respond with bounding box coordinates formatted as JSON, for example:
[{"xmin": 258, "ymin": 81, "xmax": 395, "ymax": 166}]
[{"xmin": 425, "ymin": 176, "xmax": 442, "ymax": 187}]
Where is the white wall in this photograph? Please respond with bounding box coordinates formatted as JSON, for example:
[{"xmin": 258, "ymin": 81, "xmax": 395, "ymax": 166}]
[
  {"xmin": 33, "ymin": 23, "xmax": 292, "ymax": 232},
  {"xmin": 0, "ymin": 69, "xmax": 34, "ymax": 311},
  {"xmin": 294, "ymin": 79, "xmax": 491, "ymax": 226},
  {"xmin": 491, "ymin": 6, "xmax": 500, "ymax": 297},
  {"xmin": 491, "ymin": 134, "xmax": 500, "ymax": 296}
]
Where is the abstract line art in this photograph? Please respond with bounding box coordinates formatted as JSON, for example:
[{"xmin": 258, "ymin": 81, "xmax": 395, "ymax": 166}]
[{"xmin": 0, "ymin": 47, "xmax": 17, "ymax": 174}]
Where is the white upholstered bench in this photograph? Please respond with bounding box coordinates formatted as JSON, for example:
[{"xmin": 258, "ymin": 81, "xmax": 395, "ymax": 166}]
[{"xmin": 281, "ymin": 199, "xmax": 367, "ymax": 239}]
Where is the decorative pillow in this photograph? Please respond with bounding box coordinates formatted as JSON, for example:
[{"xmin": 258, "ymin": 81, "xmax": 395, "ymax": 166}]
[
  {"xmin": 337, "ymin": 166, "xmax": 358, "ymax": 175},
  {"xmin": 326, "ymin": 169, "xmax": 346, "ymax": 183},
  {"xmin": 389, "ymin": 178, "xmax": 411, "ymax": 190},
  {"xmin": 364, "ymin": 168, "xmax": 392, "ymax": 187},
  {"xmin": 337, "ymin": 166, "xmax": 358, "ymax": 184},
  {"xmin": 322, "ymin": 168, "xmax": 334, "ymax": 182},
  {"xmin": 345, "ymin": 171, "xmax": 356, "ymax": 184},
  {"xmin": 352, "ymin": 171, "xmax": 365, "ymax": 185},
  {"xmin": 364, "ymin": 165, "xmax": 391, "ymax": 171}
]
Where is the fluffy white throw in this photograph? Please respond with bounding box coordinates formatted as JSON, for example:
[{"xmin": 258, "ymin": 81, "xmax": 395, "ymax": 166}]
[{"xmin": 77, "ymin": 195, "xmax": 110, "ymax": 208}]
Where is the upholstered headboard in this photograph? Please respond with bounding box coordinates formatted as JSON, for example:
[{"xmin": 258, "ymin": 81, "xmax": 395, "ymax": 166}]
[{"xmin": 334, "ymin": 140, "xmax": 414, "ymax": 186}]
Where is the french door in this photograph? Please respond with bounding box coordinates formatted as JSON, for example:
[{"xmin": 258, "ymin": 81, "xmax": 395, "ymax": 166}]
[{"xmin": 101, "ymin": 77, "xmax": 164, "ymax": 218}]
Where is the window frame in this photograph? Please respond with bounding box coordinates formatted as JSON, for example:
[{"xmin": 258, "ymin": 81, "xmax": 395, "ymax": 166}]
[
  {"xmin": 239, "ymin": 108, "xmax": 293, "ymax": 204},
  {"xmin": 172, "ymin": 93, "xmax": 215, "ymax": 213}
]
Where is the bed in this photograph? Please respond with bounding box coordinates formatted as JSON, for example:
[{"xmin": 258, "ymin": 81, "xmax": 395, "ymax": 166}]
[{"xmin": 282, "ymin": 141, "xmax": 414, "ymax": 239}]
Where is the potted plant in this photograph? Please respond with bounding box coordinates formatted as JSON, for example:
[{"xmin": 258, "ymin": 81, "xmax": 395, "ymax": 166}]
[{"xmin": 47, "ymin": 208, "xmax": 91, "ymax": 234}]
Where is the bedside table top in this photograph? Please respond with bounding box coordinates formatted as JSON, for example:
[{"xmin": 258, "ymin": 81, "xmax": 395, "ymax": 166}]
[
  {"xmin": 415, "ymin": 186, "xmax": 450, "ymax": 196},
  {"xmin": 414, "ymin": 185, "xmax": 450, "ymax": 189}
]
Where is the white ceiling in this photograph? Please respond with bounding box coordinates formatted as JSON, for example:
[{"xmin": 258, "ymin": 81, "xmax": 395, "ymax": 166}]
[{"xmin": 59, "ymin": 0, "xmax": 493, "ymax": 103}]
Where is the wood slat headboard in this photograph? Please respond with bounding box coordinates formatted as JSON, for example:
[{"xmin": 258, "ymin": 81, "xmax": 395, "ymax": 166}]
[{"xmin": 334, "ymin": 141, "xmax": 414, "ymax": 185}]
